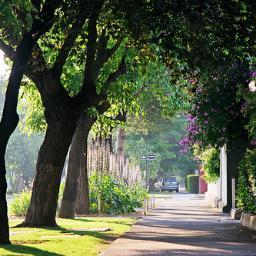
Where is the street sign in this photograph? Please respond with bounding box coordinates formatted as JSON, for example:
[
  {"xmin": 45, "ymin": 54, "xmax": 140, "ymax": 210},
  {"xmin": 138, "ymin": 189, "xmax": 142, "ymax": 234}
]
[
  {"xmin": 141, "ymin": 154, "xmax": 156, "ymax": 160},
  {"xmin": 140, "ymin": 153, "xmax": 156, "ymax": 192},
  {"xmin": 147, "ymin": 154, "xmax": 156, "ymax": 160}
]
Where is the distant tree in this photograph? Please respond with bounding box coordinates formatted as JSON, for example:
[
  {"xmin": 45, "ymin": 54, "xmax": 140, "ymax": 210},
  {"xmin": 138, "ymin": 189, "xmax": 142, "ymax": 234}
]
[
  {"xmin": 126, "ymin": 114, "xmax": 197, "ymax": 185},
  {"xmin": 6, "ymin": 131, "xmax": 43, "ymax": 193}
]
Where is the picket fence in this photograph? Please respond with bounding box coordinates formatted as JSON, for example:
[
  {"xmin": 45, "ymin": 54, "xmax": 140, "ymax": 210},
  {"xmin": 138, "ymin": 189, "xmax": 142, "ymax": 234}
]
[{"xmin": 87, "ymin": 138, "xmax": 142, "ymax": 185}]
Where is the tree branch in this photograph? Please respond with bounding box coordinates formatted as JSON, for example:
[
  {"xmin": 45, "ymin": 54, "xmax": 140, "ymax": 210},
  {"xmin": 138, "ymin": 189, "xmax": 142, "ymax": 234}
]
[
  {"xmin": 83, "ymin": 4, "xmax": 102, "ymax": 83},
  {"xmin": 0, "ymin": 1, "xmax": 58, "ymax": 61},
  {"xmin": 0, "ymin": 40, "xmax": 15, "ymax": 60},
  {"xmin": 96, "ymin": 100, "xmax": 111, "ymax": 115},
  {"xmin": 74, "ymin": 1, "xmax": 103, "ymax": 105},
  {"xmin": 113, "ymin": 111, "xmax": 127, "ymax": 122},
  {"xmin": 99, "ymin": 54, "xmax": 127, "ymax": 98},
  {"xmin": 31, "ymin": 0, "xmax": 61, "ymax": 41},
  {"xmin": 52, "ymin": 16, "xmax": 87, "ymax": 80},
  {"xmin": 95, "ymin": 35, "xmax": 124, "ymax": 77},
  {"xmin": 31, "ymin": 0, "xmax": 41, "ymax": 12},
  {"xmin": 105, "ymin": 36, "xmax": 124, "ymax": 61}
]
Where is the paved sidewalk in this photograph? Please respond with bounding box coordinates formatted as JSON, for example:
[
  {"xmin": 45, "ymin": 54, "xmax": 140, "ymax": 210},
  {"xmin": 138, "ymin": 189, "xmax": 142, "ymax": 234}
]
[{"xmin": 101, "ymin": 193, "xmax": 256, "ymax": 256}]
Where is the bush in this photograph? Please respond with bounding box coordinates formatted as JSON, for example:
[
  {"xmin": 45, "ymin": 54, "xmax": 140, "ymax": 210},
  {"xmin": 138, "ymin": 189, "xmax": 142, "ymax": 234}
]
[
  {"xmin": 10, "ymin": 191, "xmax": 31, "ymax": 216},
  {"xmin": 237, "ymin": 149, "xmax": 256, "ymax": 214},
  {"xmin": 89, "ymin": 174, "xmax": 147, "ymax": 214},
  {"xmin": 186, "ymin": 174, "xmax": 199, "ymax": 193},
  {"xmin": 201, "ymin": 148, "xmax": 220, "ymax": 183}
]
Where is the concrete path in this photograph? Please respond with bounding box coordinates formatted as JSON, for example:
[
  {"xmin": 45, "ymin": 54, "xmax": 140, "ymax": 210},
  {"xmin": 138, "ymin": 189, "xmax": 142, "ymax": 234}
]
[{"xmin": 101, "ymin": 193, "xmax": 256, "ymax": 256}]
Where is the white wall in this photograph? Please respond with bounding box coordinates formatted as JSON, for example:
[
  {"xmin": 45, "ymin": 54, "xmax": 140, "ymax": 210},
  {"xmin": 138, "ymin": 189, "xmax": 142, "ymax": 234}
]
[
  {"xmin": 205, "ymin": 180, "xmax": 220, "ymax": 207},
  {"xmin": 220, "ymin": 144, "xmax": 227, "ymax": 207},
  {"xmin": 205, "ymin": 144, "xmax": 227, "ymax": 209}
]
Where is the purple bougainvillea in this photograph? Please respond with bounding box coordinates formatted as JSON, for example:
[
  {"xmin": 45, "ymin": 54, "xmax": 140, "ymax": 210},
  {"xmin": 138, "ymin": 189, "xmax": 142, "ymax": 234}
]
[{"xmin": 180, "ymin": 65, "xmax": 249, "ymax": 151}]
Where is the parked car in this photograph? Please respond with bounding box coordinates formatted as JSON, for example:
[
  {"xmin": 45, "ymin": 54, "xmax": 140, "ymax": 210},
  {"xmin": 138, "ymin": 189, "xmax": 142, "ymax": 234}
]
[{"xmin": 155, "ymin": 177, "xmax": 179, "ymax": 192}]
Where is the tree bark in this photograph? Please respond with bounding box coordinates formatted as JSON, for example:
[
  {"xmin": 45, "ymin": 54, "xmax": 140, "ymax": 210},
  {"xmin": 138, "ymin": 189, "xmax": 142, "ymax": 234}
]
[
  {"xmin": 0, "ymin": 33, "xmax": 35, "ymax": 243},
  {"xmin": 75, "ymin": 139, "xmax": 90, "ymax": 215},
  {"xmin": 116, "ymin": 128, "xmax": 125, "ymax": 156},
  {"xmin": 59, "ymin": 115, "xmax": 94, "ymax": 218},
  {"xmin": 116, "ymin": 128, "xmax": 126, "ymax": 178},
  {"xmin": 22, "ymin": 100, "xmax": 79, "ymax": 226}
]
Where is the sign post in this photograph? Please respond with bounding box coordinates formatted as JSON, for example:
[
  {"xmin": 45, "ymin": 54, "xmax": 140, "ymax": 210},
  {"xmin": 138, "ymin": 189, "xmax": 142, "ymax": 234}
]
[{"xmin": 141, "ymin": 154, "xmax": 156, "ymax": 191}]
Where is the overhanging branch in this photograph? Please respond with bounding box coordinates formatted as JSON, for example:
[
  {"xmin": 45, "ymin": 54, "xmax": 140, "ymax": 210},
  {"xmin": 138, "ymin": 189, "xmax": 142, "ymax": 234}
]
[
  {"xmin": 52, "ymin": 16, "xmax": 87, "ymax": 80},
  {"xmin": 99, "ymin": 54, "xmax": 127, "ymax": 98},
  {"xmin": 0, "ymin": 40, "xmax": 15, "ymax": 60},
  {"xmin": 75, "ymin": 1, "xmax": 103, "ymax": 105},
  {"xmin": 95, "ymin": 35, "xmax": 124, "ymax": 77},
  {"xmin": 83, "ymin": 3, "xmax": 102, "ymax": 83},
  {"xmin": 96, "ymin": 100, "xmax": 111, "ymax": 115}
]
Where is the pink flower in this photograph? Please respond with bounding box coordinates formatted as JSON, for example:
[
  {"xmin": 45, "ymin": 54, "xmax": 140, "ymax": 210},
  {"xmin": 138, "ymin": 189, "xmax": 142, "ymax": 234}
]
[{"xmin": 250, "ymin": 139, "xmax": 256, "ymax": 146}]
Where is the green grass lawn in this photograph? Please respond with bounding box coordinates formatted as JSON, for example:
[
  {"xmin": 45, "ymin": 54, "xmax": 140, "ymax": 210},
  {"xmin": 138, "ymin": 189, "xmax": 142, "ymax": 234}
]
[{"xmin": 0, "ymin": 217, "xmax": 136, "ymax": 256}]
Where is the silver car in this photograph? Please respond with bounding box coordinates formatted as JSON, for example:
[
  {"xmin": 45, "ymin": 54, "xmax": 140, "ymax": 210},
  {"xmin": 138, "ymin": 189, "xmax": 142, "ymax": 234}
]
[{"xmin": 161, "ymin": 177, "xmax": 179, "ymax": 192}]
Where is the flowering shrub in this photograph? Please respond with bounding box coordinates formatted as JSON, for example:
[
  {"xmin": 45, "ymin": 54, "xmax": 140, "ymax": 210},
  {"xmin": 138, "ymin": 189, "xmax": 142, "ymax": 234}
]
[{"xmin": 180, "ymin": 64, "xmax": 248, "ymax": 151}]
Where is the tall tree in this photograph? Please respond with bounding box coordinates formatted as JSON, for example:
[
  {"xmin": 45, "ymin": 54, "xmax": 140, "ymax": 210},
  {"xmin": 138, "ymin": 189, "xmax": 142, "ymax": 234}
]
[
  {"xmin": 59, "ymin": 103, "xmax": 110, "ymax": 218},
  {"xmin": 20, "ymin": 1, "xmax": 129, "ymax": 226},
  {"xmin": 0, "ymin": 0, "xmax": 60, "ymax": 243}
]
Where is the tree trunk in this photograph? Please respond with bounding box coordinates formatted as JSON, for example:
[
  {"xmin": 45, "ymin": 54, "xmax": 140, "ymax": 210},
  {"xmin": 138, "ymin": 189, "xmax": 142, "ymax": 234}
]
[
  {"xmin": 108, "ymin": 134, "xmax": 113, "ymax": 153},
  {"xmin": 75, "ymin": 116, "xmax": 95, "ymax": 215},
  {"xmin": 0, "ymin": 33, "xmax": 35, "ymax": 243},
  {"xmin": 116, "ymin": 128, "xmax": 125, "ymax": 178},
  {"xmin": 116, "ymin": 128, "xmax": 125, "ymax": 156},
  {"xmin": 75, "ymin": 141, "xmax": 90, "ymax": 215},
  {"xmin": 22, "ymin": 102, "xmax": 79, "ymax": 226},
  {"xmin": 59, "ymin": 115, "xmax": 94, "ymax": 218}
]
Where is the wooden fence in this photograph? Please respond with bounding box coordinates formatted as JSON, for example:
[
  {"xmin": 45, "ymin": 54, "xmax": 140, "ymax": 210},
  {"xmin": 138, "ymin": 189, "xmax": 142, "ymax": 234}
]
[{"xmin": 87, "ymin": 138, "xmax": 142, "ymax": 185}]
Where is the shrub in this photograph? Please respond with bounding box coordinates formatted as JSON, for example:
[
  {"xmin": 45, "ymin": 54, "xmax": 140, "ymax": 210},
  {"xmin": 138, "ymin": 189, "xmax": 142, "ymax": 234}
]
[
  {"xmin": 10, "ymin": 191, "xmax": 31, "ymax": 216},
  {"xmin": 186, "ymin": 174, "xmax": 199, "ymax": 193},
  {"xmin": 89, "ymin": 174, "xmax": 147, "ymax": 214},
  {"xmin": 128, "ymin": 183, "xmax": 148, "ymax": 208},
  {"xmin": 201, "ymin": 148, "xmax": 220, "ymax": 183},
  {"xmin": 237, "ymin": 149, "xmax": 256, "ymax": 214}
]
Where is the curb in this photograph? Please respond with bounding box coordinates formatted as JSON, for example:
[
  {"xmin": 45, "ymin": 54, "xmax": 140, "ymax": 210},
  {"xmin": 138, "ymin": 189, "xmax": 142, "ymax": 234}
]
[{"xmin": 240, "ymin": 212, "xmax": 256, "ymax": 231}]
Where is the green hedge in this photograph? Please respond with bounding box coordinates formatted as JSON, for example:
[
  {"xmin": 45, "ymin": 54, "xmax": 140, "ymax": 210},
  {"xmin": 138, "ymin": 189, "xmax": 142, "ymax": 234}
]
[
  {"xmin": 237, "ymin": 149, "xmax": 256, "ymax": 214},
  {"xmin": 186, "ymin": 174, "xmax": 199, "ymax": 194}
]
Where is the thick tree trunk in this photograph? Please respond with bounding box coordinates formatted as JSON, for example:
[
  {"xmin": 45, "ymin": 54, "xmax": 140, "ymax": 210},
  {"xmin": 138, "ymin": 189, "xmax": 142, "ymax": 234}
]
[
  {"xmin": 59, "ymin": 115, "xmax": 94, "ymax": 218},
  {"xmin": 0, "ymin": 156, "xmax": 10, "ymax": 244},
  {"xmin": 75, "ymin": 141, "xmax": 90, "ymax": 215},
  {"xmin": 75, "ymin": 116, "xmax": 95, "ymax": 215},
  {"xmin": 0, "ymin": 34, "xmax": 35, "ymax": 243},
  {"xmin": 22, "ymin": 102, "xmax": 79, "ymax": 226}
]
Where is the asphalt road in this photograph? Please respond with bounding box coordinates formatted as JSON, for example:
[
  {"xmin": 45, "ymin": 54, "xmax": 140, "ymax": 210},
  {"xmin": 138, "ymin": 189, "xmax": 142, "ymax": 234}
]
[{"xmin": 101, "ymin": 193, "xmax": 256, "ymax": 256}]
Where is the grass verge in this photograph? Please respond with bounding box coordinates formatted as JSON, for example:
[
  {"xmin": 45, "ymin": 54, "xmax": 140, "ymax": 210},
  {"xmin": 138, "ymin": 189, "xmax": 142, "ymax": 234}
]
[{"xmin": 0, "ymin": 217, "xmax": 136, "ymax": 256}]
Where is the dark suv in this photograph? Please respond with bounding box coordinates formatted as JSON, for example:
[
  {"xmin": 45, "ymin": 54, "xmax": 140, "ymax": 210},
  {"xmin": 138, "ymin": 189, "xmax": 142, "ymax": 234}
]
[{"xmin": 161, "ymin": 177, "xmax": 179, "ymax": 192}]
